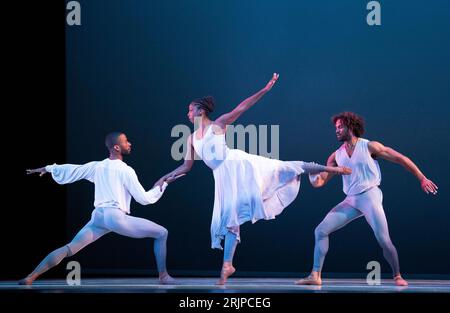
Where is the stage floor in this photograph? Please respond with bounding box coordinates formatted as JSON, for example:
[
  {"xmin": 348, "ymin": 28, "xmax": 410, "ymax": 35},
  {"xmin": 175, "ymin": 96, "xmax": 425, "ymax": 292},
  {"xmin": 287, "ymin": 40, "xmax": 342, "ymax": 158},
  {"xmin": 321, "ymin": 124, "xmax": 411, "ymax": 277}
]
[{"xmin": 1, "ymin": 278, "xmax": 449, "ymax": 293}]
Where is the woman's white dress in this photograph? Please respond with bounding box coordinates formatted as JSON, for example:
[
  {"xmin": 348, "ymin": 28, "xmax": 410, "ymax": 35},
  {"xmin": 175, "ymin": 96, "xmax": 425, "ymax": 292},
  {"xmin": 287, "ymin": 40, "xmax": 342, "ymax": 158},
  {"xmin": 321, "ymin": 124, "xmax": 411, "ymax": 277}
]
[{"xmin": 193, "ymin": 125, "xmax": 304, "ymax": 249}]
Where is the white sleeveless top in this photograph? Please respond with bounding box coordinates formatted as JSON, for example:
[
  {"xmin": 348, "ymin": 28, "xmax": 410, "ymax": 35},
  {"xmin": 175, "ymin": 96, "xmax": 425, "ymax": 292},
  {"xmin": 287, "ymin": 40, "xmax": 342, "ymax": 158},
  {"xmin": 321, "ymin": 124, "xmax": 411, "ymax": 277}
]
[
  {"xmin": 193, "ymin": 125, "xmax": 229, "ymax": 171},
  {"xmin": 335, "ymin": 138, "xmax": 381, "ymax": 196}
]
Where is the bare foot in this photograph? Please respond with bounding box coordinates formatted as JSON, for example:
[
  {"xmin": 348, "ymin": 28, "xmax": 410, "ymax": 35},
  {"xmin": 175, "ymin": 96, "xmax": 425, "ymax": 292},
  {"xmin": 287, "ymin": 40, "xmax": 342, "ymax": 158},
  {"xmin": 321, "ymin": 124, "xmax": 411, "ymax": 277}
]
[
  {"xmin": 394, "ymin": 275, "xmax": 408, "ymax": 286},
  {"xmin": 18, "ymin": 276, "xmax": 35, "ymax": 285},
  {"xmin": 294, "ymin": 274, "xmax": 322, "ymax": 285},
  {"xmin": 216, "ymin": 265, "xmax": 236, "ymax": 285},
  {"xmin": 159, "ymin": 272, "xmax": 176, "ymax": 285}
]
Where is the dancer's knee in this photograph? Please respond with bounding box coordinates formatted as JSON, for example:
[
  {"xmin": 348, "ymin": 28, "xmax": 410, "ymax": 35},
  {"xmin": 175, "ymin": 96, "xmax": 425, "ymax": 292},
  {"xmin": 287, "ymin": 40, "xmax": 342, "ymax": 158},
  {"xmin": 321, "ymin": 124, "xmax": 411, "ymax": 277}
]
[
  {"xmin": 156, "ymin": 227, "xmax": 168, "ymax": 239},
  {"xmin": 65, "ymin": 244, "xmax": 76, "ymax": 257},
  {"xmin": 314, "ymin": 225, "xmax": 329, "ymax": 240}
]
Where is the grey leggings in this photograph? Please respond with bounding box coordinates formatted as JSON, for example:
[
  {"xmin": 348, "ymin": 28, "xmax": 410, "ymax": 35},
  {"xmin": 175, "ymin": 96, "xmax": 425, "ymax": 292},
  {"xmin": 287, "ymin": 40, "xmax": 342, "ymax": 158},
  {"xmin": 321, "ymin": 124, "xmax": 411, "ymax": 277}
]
[
  {"xmin": 312, "ymin": 187, "xmax": 401, "ymax": 276},
  {"xmin": 300, "ymin": 162, "xmax": 329, "ymax": 174},
  {"xmin": 28, "ymin": 207, "xmax": 169, "ymax": 279}
]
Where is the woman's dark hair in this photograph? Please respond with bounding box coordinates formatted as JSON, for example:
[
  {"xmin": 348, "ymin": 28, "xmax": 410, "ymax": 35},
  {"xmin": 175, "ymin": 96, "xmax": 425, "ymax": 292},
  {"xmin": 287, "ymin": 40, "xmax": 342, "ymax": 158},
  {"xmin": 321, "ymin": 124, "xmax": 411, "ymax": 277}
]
[
  {"xmin": 193, "ymin": 96, "xmax": 215, "ymax": 116},
  {"xmin": 331, "ymin": 112, "xmax": 365, "ymax": 137}
]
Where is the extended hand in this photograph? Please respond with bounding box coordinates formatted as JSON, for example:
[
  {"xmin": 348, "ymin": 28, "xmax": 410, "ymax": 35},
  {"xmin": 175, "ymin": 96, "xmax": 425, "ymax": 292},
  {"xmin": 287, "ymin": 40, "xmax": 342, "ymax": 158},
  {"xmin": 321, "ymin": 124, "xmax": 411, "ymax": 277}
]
[
  {"xmin": 264, "ymin": 73, "xmax": 279, "ymax": 92},
  {"xmin": 166, "ymin": 173, "xmax": 185, "ymax": 183},
  {"xmin": 336, "ymin": 166, "xmax": 352, "ymax": 175},
  {"xmin": 420, "ymin": 177, "xmax": 438, "ymax": 195},
  {"xmin": 26, "ymin": 167, "xmax": 47, "ymax": 177},
  {"xmin": 153, "ymin": 177, "xmax": 167, "ymax": 191}
]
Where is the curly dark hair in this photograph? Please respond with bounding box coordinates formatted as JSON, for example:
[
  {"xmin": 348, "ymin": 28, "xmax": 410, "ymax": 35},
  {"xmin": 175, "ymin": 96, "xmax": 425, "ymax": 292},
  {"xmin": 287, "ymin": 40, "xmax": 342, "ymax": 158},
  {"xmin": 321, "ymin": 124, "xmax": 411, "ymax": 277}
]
[{"xmin": 331, "ymin": 112, "xmax": 365, "ymax": 137}]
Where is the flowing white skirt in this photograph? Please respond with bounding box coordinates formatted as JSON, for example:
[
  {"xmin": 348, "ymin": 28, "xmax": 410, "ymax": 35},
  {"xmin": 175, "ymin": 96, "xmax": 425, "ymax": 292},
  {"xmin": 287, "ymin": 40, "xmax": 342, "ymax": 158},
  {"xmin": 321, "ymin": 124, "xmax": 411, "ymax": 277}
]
[{"xmin": 210, "ymin": 149, "xmax": 304, "ymax": 249}]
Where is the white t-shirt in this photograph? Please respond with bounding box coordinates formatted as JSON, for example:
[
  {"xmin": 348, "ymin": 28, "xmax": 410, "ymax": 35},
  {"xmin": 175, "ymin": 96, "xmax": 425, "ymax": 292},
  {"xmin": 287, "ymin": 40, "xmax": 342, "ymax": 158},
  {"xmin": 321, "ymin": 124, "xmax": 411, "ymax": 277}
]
[{"xmin": 45, "ymin": 158, "xmax": 168, "ymax": 213}]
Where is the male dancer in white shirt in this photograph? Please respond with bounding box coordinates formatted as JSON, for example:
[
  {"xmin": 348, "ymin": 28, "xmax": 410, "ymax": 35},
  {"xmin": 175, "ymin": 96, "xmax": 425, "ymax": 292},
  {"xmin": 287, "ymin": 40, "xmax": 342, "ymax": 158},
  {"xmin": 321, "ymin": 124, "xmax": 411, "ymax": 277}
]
[
  {"xmin": 20, "ymin": 132, "xmax": 177, "ymax": 285},
  {"xmin": 295, "ymin": 112, "xmax": 438, "ymax": 286}
]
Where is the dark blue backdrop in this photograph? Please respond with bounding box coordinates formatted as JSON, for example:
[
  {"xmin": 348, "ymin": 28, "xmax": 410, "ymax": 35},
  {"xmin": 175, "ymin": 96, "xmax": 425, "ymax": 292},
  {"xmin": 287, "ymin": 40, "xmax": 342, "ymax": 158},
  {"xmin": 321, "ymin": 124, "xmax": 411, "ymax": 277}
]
[{"xmin": 65, "ymin": 0, "xmax": 449, "ymax": 276}]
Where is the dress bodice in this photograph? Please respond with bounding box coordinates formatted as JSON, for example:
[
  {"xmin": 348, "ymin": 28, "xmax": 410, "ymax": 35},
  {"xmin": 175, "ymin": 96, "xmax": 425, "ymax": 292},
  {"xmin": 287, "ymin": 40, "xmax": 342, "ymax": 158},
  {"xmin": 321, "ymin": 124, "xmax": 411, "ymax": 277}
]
[{"xmin": 192, "ymin": 125, "xmax": 229, "ymax": 170}]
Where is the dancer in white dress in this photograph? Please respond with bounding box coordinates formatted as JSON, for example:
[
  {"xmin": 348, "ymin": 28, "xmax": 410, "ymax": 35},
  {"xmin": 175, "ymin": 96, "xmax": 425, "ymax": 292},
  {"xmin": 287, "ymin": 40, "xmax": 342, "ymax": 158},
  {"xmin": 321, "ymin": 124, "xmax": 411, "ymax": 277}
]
[
  {"xmin": 154, "ymin": 74, "xmax": 351, "ymax": 284},
  {"xmin": 20, "ymin": 132, "xmax": 177, "ymax": 285}
]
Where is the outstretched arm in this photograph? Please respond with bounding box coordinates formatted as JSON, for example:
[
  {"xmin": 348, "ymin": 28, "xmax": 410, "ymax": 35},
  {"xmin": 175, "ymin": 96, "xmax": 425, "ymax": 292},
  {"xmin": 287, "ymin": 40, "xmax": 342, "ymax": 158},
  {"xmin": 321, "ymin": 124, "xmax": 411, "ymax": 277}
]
[
  {"xmin": 369, "ymin": 141, "xmax": 438, "ymax": 195},
  {"xmin": 26, "ymin": 167, "xmax": 48, "ymax": 177},
  {"xmin": 214, "ymin": 73, "xmax": 279, "ymax": 129},
  {"xmin": 126, "ymin": 169, "xmax": 169, "ymax": 205},
  {"xmin": 309, "ymin": 152, "xmax": 341, "ymax": 188},
  {"xmin": 27, "ymin": 162, "xmax": 99, "ymax": 184},
  {"xmin": 153, "ymin": 134, "xmax": 195, "ymax": 190}
]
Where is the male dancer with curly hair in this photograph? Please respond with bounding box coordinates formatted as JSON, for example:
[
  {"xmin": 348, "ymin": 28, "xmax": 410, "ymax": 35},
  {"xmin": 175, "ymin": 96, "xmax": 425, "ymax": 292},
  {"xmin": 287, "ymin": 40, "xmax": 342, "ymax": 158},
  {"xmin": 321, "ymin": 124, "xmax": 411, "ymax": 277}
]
[{"xmin": 295, "ymin": 112, "xmax": 438, "ymax": 286}]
